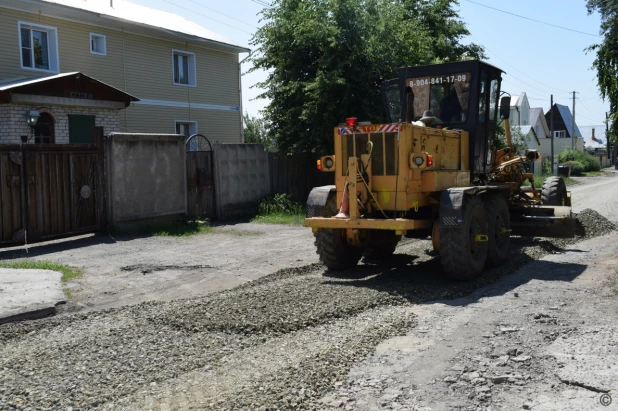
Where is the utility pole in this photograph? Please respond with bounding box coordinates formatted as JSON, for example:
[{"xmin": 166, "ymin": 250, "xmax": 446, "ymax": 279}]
[
  {"xmin": 607, "ymin": 112, "xmax": 610, "ymax": 154},
  {"xmin": 550, "ymin": 95, "xmax": 555, "ymax": 174},
  {"xmin": 571, "ymin": 91, "xmax": 576, "ymax": 149}
]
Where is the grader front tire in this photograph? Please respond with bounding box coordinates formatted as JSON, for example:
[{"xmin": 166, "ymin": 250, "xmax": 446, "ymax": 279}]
[
  {"xmin": 363, "ymin": 231, "xmax": 401, "ymax": 260},
  {"xmin": 541, "ymin": 176, "xmax": 567, "ymax": 206},
  {"xmin": 314, "ymin": 229, "xmax": 363, "ymax": 270},
  {"xmin": 313, "ymin": 193, "xmax": 363, "ymax": 270},
  {"xmin": 439, "ymin": 196, "xmax": 489, "ymax": 281},
  {"xmin": 485, "ymin": 194, "xmax": 511, "ymax": 267}
]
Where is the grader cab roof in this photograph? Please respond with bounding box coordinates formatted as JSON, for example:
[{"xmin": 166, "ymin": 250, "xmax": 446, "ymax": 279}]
[{"xmin": 381, "ymin": 60, "xmax": 506, "ymax": 174}]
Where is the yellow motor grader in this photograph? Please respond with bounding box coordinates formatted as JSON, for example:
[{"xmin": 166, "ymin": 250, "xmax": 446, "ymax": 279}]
[{"xmin": 304, "ymin": 60, "xmax": 575, "ymax": 280}]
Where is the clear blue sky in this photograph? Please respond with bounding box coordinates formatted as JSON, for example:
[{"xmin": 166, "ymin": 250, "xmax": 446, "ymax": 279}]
[{"xmin": 129, "ymin": 0, "xmax": 609, "ymax": 126}]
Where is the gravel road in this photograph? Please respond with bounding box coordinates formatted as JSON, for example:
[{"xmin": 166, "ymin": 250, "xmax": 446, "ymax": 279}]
[
  {"xmin": 569, "ymin": 169, "xmax": 618, "ymax": 222},
  {"xmin": 0, "ymin": 172, "xmax": 616, "ymax": 410},
  {"xmin": 319, "ymin": 230, "xmax": 618, "ymax": 411}
]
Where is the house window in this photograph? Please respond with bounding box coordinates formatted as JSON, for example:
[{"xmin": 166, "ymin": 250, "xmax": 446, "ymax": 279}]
[
  {"xmin": 176, "ymin": 121, "xmax": 198, "ymax": 150},
  {"xmin": 554, "ymin": 130, "xmax": 566, "ymax": 138},
  {"xmin": 34, "ymin": 113, "xmax": 55, "ymax": 144},
  {"xmin": 172, "ymin": 50, "xmax": 196, "ymax": 86},
  {"xmin": 90, "ymin": 33, "xmax": 106, "ymax": 55},
  {"xmin": 19, "ymin": 22, "xmax": 59, "ymax": 72}
]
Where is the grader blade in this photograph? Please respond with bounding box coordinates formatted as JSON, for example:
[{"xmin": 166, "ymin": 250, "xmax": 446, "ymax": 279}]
[{"xmin": 509, "ymin": 206, "xmax": 576, "ymax": 238}]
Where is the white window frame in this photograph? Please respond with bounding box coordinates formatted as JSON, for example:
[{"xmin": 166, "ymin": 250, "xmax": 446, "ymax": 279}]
[
  {"xmin": 175, "ymin": 120, "xmax": 198, "ymax": 137},
  {"xmin": 172, "ymin": 49, "xmax": 197, "ymax": 87},
  {"xmin": 176, "ymin": 121, "xmax": 199, "ymax": 150},
  {"xmin": 18, "ymin": 21, "xmax": 59, "ymax": 73},
  {"xmin": 553, "ymin": 130, "xmax": 566, "ymax": 138},
  {"xmin": 89, "ymin": 33, "xmax": 106, "ymax": 56}
]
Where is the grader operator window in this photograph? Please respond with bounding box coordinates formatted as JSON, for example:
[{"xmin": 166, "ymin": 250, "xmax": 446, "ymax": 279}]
[{"xmin": 406, "ymin": 72, "xmax": 471, "ymax": 124}]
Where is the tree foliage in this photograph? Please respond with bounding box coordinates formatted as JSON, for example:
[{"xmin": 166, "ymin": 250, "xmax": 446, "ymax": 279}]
[
  {"xmin": 495, "ymin": 122, "xmax": 530, "ymax": 155},
  {"xmin": 587, "ymin": 0, "xmax": 618, "ymax": 142},
  {"xmin": 250, "ymin": 0, "xmax": 484, "ymax": 155},
  {"xmin": 243, "ymin": 113, "xmax": 274, "ymax": 151}
]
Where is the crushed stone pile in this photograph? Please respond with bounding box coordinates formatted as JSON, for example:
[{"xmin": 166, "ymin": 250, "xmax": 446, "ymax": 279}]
[{"xmin": 574, "ymin": 208, "xmax": 616, "ymax": 238}]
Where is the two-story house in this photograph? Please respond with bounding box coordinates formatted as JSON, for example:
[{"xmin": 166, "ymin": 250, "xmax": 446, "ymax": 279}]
[
  {"xmin": 0, "ymin": 0, "xmax": 249, "ymax": 144},
  {"xmin": 544, "ymin": 103, "xmax": 584, "ymax": 152},
  {"xmin": 509, "ymin": 92, "xmax": 530, "ymax": 126}
]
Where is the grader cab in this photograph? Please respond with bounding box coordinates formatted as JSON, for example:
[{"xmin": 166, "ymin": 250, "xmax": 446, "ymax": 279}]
[{"xmin": 304, "ymin": 60, "xmax": 575, "ymax": 280}]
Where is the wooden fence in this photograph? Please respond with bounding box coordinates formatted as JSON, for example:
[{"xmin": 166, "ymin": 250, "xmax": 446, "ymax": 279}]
[{"xmin": 268, "ymin": 153, "xmax": 334, "ymax": 203}]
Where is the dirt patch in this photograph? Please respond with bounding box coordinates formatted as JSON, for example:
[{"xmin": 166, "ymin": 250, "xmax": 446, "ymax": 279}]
[
  {"xmin": 120, "ymin": 264, "xmax": 216, "ymax": 274},
  {"xmin": 0, "ymin": 222, "xmax": 318, "ymax": 313}
]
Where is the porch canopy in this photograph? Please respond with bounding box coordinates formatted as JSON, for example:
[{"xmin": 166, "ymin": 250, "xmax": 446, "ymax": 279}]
[{"xmin": 0, "ymin": 72, "xmax": 139, "ymax": 108}]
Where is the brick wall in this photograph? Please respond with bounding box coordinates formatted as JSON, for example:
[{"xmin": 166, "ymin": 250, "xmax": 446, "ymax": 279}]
[{"xmin": 0, "ymin": 104, "xmax": 120, "ymax": 144}]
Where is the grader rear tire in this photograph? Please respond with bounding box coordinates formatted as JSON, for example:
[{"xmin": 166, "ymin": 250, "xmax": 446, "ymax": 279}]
[
  {"xmin": 541, "ymin": 176, "xmax": 567, "ymax": 206},
  {"xmin": 313, "ymin": 194, "xmax": 363, "ymax": 270},
  {"xmin": 439, "ymin": 196, "xmax": 488, "ymax": 280},
  {"xmin": 363, "ymin": 231, "xmax": 401, "ymax": 260},
  {"xmin": 485, "ymin": 194, "xmax": 511, "ymax": 267}
]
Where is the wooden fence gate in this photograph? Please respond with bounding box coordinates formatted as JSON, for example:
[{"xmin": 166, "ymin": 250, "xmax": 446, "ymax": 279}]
[
  {"xmin": 186, "ymin": 135, "xmax": 216, "ymax": 219},
  {"xmin": 0, "ymin": 142, "xmax": 104, "ymax": 247}
]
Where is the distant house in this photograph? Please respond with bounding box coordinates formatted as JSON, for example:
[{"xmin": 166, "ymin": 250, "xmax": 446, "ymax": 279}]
[
  {"xmin": 579, "ymin": 125, "xmax": 612, "ymax": 167},
  {"xmin": 529, "ymin": 107, "xmax": 549, "ymax": 139},
  {"xmin": 509, "ymin": 93, "xmax": 530, "ymax": 126},
  {"xmin": 544, "ymin": 104, "xmax": 584, "ymax": 152}
]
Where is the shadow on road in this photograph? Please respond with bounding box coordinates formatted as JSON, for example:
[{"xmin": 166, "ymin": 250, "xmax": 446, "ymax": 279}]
[
  {"xmin": 0, "ymin": 233, "xmax": 118, "ymax": 260},
  {"xmin": 322, "ymin": 237, "xmax": 588, "ymax": 307}
]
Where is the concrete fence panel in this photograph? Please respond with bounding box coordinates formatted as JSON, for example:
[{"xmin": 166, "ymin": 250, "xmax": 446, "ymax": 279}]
[
  {"xmin": 105, "ymin": 133, "xmax": 186, "ymax": 226},
  {"xmin": 213, "ymin": 144, "xmax": 270, "ymax": 219}
]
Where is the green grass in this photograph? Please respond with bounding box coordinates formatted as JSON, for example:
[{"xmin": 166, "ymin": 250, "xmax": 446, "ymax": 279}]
[
  {"xmin": 580, "ymin": 170, "xmax": 610, "ymax": 177},
  {"xmin": 0, "ymin": 260, "xmax": 83, "ymax": 299},
  {"xmin": 0, "ymin": 260, "xmax": 82, "ymax": 282},
  {"xmin": 112, "ymin": 220, "xmax": 214, "ymax": 237},
  {"xmin": 251, "ymin": 212, "xmax": 306, "ymax": 225},
  {"xmin": 213, "ymin": 228, "xmax": 265, "ymax": 236},
  {"xmin": 251, "ymin": 193, "xmax": 307, "ymax": 225},
  {"xmin": 526, "ymin": 175, "xmax": 579, "ymax": 187}
]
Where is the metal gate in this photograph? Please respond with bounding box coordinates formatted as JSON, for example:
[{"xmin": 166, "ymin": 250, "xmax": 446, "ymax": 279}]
[
  {"xmin": 0, "ymin": 142, "xmax": 103, "ymax": 247},
  {"xmin": 186, "ymin": 134, "xmax": 216, "ymax": 219}
]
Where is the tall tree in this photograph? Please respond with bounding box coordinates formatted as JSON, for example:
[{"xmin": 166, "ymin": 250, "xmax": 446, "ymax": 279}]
[
  {"xmin": 250, "ymin": 0, "xmax": 484, "ymax": 155},
  {"xmin": 243, "ymin": 113, "xmax": 274, "ymax": 150},
  {"xmin": 587, "ymin": 0, "xmax": 618, "ymax": 142}
]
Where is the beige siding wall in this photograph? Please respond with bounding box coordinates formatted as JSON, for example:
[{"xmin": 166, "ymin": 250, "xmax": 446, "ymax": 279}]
[
  {"xmin": 122, "ymin": 105, "xmax": 241, "ymax": 144},
  {"xmin": 0, "ymin": 7, "xmax": 242, "ymax": 141},
  {"xmin": 537, "ymin": 137, "xmax": 585, "ymax": 159}
]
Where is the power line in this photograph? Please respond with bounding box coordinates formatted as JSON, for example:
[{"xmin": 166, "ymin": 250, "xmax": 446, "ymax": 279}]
[
  {"xmin": 577, "ymin": 112, "xmax": 606, "ymax": 124},
  {"xmin": 185, "ymin": 0, "xmax": 258, "ymax": 28},
  {"xmin": 160, "ymin": 0, "xmax": 254, "ymax": 34},
  {"xmin": 251, "ymin": 0, "xmax": 272, "ymax": 8},
  {"xmin": 462, "ymin": 0, "xmax": 601, "ymax": 38},
  {"xmin": 501, "ymin": 77, "xmax": 567, "ymax": 101},
  {"xmin": 577, "ymin": 99, "xmax": 603, "ymax": 118},
  {"xmin": 469, "ymin": 35, "xmax": 571, "ymax": 95}
]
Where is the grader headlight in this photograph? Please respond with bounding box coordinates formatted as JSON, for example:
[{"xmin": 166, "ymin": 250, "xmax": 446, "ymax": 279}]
[
  {"xmin": 319, "ymin": 155, "xmax": 336, "ymax": 172},
  {"xmin": 409, "ymin": 153, "xmax": 433, "ymax": 169}
]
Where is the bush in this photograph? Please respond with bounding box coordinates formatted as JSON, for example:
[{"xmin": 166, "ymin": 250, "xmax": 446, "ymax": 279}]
[
  {"xmin": 558, "ymin": 148, "xmax": 601, "ymax": 172},
  {"xmin": 562, "ymin": 160, "xmax": 585, "ymax": 176},
  {"xmin": 257, "ymin": 193, "xmax": 304, "ymax": 215}
]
